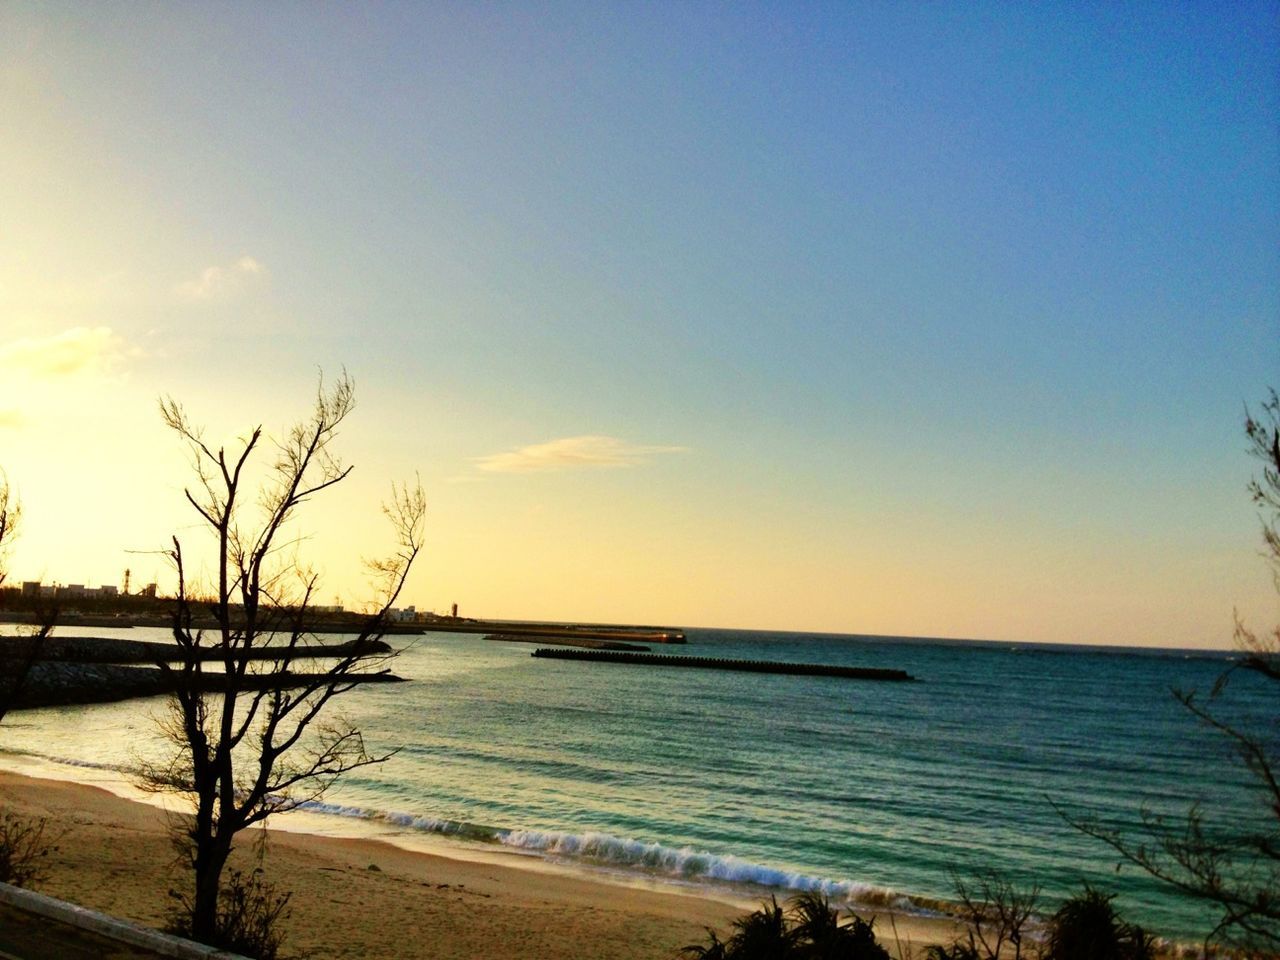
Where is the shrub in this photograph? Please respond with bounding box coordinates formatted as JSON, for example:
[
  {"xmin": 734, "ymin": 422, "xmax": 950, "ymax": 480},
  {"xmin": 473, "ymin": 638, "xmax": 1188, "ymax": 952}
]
[
  {"xmin": 0, "ymin": 811, "xmax": 58, "ymax": 887},
  {"xmin": 933, "ymin": 868, "xmax": 1039, "ymax": 960},
  {"xmin": 168, "ymin": 868, "xmax": 297, "ymax": 960},
  {"xmin": 682, "ymin": 929, "xmax": 729, "ymax": 960},
  {"xmin": 681, "ymin": 892, "xmax": 889, "ymax": 960},
  {"xmin": 922, "ymin": 946, "xmax": 980, "ymax": 960},
  {"xmin": 1042, "ymin": 887, "xmax": 1155, "ymax": 960}
]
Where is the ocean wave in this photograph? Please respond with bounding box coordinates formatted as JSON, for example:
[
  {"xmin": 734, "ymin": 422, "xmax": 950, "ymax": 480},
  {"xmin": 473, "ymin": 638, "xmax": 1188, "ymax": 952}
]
[
  {"xmin": 295, "ymin": 798, "xmax": 502, "ymax": 844},
  {"xmin": 498, "ymin": 826, "xmax": 908, "ymax": 901},
  {"xmin": 2, "ymin": 748, "xmax": 133, "ymax": 775},
  {"xmin": 293, "ymin": 798, "xmax": 920, "ymax": 911}
]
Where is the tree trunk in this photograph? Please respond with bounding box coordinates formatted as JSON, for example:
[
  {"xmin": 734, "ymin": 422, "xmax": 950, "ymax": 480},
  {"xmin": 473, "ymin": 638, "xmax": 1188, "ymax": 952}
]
[{"xmin": 190, "ymin": 836, "xmax": 232, "ymax": 944}]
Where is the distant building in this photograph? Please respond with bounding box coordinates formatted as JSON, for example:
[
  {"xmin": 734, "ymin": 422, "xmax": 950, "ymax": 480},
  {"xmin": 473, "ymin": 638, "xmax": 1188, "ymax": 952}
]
[
  {"xmin": 16, "ymin": 579, "xmax": 154, "ymax": 600},
  {"xmin": 53, "ymin": 583, "xmax": 123, "ymax": 599},
  {"xmin": 388, "ymin": 605, "xmax": 417, "ymax": 623}
]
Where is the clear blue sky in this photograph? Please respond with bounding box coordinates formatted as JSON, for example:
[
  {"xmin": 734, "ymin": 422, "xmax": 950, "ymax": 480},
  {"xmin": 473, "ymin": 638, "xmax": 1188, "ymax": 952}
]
[{"xmin": 2, "ymin": 2, "xmax": 1277, "ymax": 645}]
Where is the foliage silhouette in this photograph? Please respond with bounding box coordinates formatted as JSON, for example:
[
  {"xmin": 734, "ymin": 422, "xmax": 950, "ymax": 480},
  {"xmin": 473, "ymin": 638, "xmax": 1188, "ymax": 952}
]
[
  {"xmin": 933, "ymin": 868, "xmax": 1039, "ymax": 960},
  {"xmin": 681, "ymin": 892, "xmax": 889, "ymax": 960},
  {"xmin": 0, "ymin": 812, "xmax": 58, "ymax": 888},
  {"xmin": 1066, "ymin": 390, "xmax": 1280, "ymax": 955},
  {"xmin": 0, "ymin": 471, "xmax": 60, "ymax": 887},
  {"xmin": 166, "ymin": 867, "xmax": 299, "ymax": 960},
  {"xmin": 0, "ymin": 470, "xmax": 16, "ymax": 592},
  {"xmin": 922, "ymin": 946, "xmax": 979, "ymax": 960},
  {"xmin": 1040, "ymin": 887, "xmax": 1155, "ymax": 960},
  {"xmin": 925, "ymin": 874, "xmax": 1156, "ymax": 960}
]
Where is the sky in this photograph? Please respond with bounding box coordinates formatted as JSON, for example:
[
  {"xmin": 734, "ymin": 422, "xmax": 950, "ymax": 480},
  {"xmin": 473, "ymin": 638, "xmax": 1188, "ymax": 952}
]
[{"xmin": 1, "ymin": 2, "xmax": 1277, "ymax": 647}]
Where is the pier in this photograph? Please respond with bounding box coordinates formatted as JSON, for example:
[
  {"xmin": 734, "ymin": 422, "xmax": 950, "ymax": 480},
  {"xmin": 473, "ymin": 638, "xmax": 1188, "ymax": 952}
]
[
  {"xmin": 530, "ymin": 648, "xmax": 915, "ymax": 681},
  {"xmin": 453, "ymin": 621, "xmax": 683, "ymax": 643}
]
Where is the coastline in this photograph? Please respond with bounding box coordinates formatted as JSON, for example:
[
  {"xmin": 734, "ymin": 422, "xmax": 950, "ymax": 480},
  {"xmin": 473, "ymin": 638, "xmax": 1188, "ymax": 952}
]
[
  {"xmin": 0, "ymin": 763, "xmax": 960, "ymax": 959},
  {"xmin": 0, "ymin": 611, "xmax": 686, "ymax": 643}
]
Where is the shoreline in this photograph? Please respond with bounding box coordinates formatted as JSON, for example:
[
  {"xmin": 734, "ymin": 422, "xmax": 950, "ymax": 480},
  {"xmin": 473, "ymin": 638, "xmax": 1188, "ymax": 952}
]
[{"xmin": 0, "ymin": 762, "xmax": 960, "ymax": 959}]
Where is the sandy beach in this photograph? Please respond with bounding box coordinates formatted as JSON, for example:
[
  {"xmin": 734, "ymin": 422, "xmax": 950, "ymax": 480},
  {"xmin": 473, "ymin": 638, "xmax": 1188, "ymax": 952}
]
[{"xmin": 0, "ymin": 769, "xmax": 959, "ymax": 959}]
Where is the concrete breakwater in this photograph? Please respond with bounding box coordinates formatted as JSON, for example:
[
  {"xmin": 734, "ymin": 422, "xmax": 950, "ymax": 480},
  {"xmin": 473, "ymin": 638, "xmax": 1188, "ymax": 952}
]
[
  {"xmin": 487, "ymin": 634, "xmax": 651, "ymax": 652},
  {"xmin": 530, "ymin": 648, "xmax": 915, "ymax": 681},
  {"xmin": 439, "ymin": 621, "xmax": 685, "ymax": 643}
]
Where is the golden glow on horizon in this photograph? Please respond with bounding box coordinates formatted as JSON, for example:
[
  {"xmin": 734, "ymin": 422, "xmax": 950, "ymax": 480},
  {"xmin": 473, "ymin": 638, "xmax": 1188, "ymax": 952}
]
[{"xmin": 0, "ymin": 319, "xmax": 1273, "ymax": 650}]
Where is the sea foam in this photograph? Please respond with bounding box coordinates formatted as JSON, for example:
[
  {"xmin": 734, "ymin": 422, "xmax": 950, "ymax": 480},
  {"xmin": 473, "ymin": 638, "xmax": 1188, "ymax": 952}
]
[{"xmin": 295, "ymin": 798, "xmax": 916, "ymax": 909}]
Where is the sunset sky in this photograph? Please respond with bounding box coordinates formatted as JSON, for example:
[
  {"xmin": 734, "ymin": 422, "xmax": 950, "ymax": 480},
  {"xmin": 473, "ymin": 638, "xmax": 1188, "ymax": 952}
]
[{"xmin": 2, "ymin": 3, "xmax": 1277, "ymax": 647}]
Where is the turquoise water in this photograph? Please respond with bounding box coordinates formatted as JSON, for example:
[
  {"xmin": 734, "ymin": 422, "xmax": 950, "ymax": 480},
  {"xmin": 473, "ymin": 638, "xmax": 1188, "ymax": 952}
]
[{"xmin": 2, "ymin": 626, "xmax": 1273, "ymax": 944}]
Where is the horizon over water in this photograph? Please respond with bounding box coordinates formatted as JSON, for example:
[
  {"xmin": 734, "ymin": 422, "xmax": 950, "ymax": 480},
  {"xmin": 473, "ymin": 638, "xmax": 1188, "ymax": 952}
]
[
  {"xmin": 0, "ymin": 624, "xmax": 1272, "ymax": 947},
  {"xmin": 490, "ymin": 615, "xmax": 1242, "ymax": 655}
]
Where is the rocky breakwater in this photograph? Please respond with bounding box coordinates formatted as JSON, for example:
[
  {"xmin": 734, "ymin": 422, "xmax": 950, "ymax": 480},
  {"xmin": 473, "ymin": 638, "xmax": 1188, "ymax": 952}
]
[{"xmin": 0, "ymin": 634, "xmax": 405, "ymax": 709}]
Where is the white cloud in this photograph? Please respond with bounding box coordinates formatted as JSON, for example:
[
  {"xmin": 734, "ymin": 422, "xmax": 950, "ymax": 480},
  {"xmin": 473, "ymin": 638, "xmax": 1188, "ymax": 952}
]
[
  {"xmin": 0, "ymin": 326, "xmax": 136, "ymax": 377},
  {"xmin": 475, "ymin": 435, "xmax": 687, "ymax": 473},
  {"xmin": 175, "ymin": 255, "xmax": 266, "ymax": 300}
]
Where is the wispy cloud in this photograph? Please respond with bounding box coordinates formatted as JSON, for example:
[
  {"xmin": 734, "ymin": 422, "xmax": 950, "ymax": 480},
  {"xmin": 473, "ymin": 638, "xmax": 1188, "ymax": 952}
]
[
  {"xmin": 0, "ymin": 326, "xmax": 136, "ymax": 377},
  {"xmin": 475, "ymin": 435, "xmax": 687, "ymax": 474},
  {"xmin": 0, "ymin": 409, "xmax": 22, "ymax": 430},
  {"xmin": 175, "ymin": 255, "xmax": 266, "ymax": 300}
]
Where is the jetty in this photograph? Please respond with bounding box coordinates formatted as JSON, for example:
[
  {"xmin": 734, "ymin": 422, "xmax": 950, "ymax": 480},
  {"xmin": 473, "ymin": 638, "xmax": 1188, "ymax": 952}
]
[
  {"xmin": 530, "ymin": 648, "xmax": 915, "ymax": 681},
  {"xmin": 487, "ymin": 634, "xmax": 651, "ymax": 652},
  {"xmin": 439, "ymin": 621, "xmax": 684, "ymax": 643}
]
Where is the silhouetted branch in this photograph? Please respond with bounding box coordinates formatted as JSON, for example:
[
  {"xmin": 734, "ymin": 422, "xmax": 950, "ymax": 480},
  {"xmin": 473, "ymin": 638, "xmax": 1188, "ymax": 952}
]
[
  {"xmin": 1063, "ymin": 389, "xmax": 1280, "ymax": 955},
  {"xmin": 141, "ymin": 371, "xmax": 427, "ymax": 948}
]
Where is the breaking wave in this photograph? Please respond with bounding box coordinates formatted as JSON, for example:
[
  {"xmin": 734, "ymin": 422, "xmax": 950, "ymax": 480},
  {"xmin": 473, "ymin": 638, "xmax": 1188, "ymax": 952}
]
[
  {"xmin": 0, "ymin": 750, "xmax": 924, "ymax": 912},
  {"xmin": 295, "ymin": 798, "xmax": 923, "ymax": 911}
]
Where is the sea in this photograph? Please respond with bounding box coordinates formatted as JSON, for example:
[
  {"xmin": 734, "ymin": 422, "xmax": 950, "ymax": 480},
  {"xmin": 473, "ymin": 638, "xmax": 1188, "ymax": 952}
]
[{"xmin": 0, "ymin": 625, "xmax": 1273, "ymax": 947}]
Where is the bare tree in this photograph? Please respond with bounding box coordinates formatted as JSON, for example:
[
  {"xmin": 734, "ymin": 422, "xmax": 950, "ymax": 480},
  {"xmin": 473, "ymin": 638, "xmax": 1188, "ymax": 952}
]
[
  {"xmin": 923, "ymin": 868, "xmax": 1039, "ymax": 960},
  {"xmin": 139, "ymin": 372, "xmax": 427, "ymax": 948},
  {"xmin": 1068, "ymin": 389, "xmax": 1280, "ymax": 957},
  {"xmin": 0, "ymin": 470, "xmax": 18, "ymax": 591},
  {"xmin": 1238, "ymin": 387, "xmax": 1280, "ymax": 675},
  {"xmin": 0, "ymin": 473, "xmax": 63, "ymax": 888},
  {"xmin": 0, "ymin": 468, "xmax": 29, "ymax": 721},
  {"xmin": 0, "ymin": 472, "xmax": 54, "ymax": 726}
]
